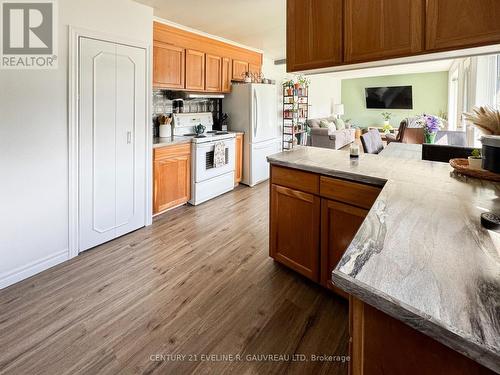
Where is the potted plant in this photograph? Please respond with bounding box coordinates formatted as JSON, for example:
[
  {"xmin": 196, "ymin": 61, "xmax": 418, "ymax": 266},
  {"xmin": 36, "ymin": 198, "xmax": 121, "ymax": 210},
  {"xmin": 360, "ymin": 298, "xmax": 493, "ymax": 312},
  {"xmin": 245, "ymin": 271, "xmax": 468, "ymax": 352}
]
[
  {"xmin": 468, "ymin": 149, "xmax": 482, "ymax": 169},
  {"xmin": 381, "ymin": 123, "xmax": 393, "ymax": 133},
  {"xmin": 422, "ymin": 114, "xmax": 442, "ymax": 143},
  {"xmin": 381, "ymin": 112, "xmax": 392, "ymax": 127},
  {"xmin": 464, "ymin": 106, "xmax": 500, "ymax": 173}
]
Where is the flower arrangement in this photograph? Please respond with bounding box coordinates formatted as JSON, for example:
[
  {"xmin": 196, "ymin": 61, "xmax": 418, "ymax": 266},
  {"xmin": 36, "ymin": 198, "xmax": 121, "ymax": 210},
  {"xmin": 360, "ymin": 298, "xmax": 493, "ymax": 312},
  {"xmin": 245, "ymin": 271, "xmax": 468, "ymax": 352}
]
[{"xmin": 421, "ymin": 114, "xmax": 442, "ymax": 143}]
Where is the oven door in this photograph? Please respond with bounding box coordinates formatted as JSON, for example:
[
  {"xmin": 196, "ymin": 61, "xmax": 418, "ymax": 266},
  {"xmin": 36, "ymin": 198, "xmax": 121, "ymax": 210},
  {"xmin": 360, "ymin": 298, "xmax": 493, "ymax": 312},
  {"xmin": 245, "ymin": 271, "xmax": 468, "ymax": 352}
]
[{"xmin": 194, "ymin": 139, "xmax": 236, "ymax": 183}]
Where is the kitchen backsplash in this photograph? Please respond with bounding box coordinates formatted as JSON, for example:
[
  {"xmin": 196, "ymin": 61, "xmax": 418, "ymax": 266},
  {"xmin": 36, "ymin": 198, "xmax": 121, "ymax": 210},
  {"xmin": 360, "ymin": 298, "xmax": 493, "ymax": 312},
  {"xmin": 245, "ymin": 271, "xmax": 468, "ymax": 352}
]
[{"xmin": 153, "ymin": 89, "xmax": 222, "ymax": 136}]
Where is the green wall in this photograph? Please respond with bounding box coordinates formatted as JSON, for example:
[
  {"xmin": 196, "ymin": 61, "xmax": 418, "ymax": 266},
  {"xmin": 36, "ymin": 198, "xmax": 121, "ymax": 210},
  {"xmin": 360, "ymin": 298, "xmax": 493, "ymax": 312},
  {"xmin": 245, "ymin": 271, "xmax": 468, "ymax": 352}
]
[{"xmin": 341, "ymin": 71, "xmax": 448, "ymax": 129}]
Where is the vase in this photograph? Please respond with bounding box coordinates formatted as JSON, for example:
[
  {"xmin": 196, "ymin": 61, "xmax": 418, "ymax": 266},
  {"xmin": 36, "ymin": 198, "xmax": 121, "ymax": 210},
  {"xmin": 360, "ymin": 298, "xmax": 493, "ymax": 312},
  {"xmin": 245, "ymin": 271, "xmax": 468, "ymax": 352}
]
[{"xmin": 424, "ymin": 132, "xmax": 437, "ymax": 144}]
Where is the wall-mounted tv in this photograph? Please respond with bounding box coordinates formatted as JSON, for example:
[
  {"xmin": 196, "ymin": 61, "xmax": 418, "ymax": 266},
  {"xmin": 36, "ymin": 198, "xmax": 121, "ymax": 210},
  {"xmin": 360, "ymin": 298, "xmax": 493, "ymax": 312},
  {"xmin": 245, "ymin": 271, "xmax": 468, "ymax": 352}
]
[{"xmin": 365, "ymin": 86, "xmax": 413, "ymax": 109}]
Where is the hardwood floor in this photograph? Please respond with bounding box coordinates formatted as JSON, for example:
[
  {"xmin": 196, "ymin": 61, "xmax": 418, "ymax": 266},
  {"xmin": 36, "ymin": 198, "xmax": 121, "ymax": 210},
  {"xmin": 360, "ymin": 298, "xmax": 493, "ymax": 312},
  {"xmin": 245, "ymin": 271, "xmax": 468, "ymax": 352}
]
[{"xmin": 0, "ymin": 182, "xmax": 348, "ymax": 375}]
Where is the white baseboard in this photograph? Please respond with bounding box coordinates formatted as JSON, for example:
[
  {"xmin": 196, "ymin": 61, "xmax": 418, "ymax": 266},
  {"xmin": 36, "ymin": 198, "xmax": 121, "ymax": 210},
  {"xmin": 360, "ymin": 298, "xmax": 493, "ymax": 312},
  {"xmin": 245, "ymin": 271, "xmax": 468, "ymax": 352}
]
[{"xmin": 0, "ymin": 250, "xmax": 69, "ymax": 290}]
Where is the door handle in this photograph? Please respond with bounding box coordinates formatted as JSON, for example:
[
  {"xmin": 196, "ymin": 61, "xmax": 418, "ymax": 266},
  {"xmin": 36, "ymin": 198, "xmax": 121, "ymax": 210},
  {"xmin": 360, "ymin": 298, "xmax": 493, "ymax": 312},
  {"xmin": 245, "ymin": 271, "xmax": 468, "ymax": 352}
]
[
  {"xmin": 253, "ymin": 89, "xmax": 258, "ymax": 138},
  {"xmin": 127, "ymin": 131, "xmax": 132, "ymax": 144}
]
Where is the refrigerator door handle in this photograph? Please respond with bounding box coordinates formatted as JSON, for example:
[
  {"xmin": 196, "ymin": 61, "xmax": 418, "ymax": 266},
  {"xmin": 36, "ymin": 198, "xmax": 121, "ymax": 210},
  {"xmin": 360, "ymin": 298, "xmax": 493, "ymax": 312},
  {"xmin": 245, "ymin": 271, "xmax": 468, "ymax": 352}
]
[{"xmin": 253, "ymin": 88, "xmax": 258, "ymax": 139}]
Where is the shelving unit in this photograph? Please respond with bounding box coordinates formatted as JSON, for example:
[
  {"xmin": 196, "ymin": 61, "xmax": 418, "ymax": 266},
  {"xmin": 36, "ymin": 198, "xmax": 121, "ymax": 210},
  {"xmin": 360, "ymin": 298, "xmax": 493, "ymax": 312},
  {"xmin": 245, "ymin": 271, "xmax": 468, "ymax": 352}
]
[{"xmin": 282, "ymin": 85, "xmax": 309, "ymax": 150}]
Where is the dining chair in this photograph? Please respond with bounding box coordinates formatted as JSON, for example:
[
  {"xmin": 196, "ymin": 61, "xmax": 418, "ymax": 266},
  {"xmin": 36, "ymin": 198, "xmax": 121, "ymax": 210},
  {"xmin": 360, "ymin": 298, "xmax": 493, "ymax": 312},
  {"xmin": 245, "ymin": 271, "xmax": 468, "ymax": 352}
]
[{"xmin": 361, "ymin": 129, "xmax": 384, "ymax": 154}]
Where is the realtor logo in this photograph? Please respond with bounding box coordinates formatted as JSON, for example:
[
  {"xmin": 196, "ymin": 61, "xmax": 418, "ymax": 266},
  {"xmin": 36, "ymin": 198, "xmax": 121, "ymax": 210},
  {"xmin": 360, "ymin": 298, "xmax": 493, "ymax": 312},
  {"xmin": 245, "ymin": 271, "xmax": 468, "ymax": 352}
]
[{"xmin": 1, "ymin": 0, "xmax": 57, "ymax": 69}]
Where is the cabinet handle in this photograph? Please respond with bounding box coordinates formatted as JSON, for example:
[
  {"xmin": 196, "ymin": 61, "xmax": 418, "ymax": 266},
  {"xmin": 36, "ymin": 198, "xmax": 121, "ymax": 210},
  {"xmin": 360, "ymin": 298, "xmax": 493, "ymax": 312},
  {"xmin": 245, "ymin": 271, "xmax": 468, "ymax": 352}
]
[{"xmin": 127, "ymin": 131, "xmax": 132, "ymax": 144}]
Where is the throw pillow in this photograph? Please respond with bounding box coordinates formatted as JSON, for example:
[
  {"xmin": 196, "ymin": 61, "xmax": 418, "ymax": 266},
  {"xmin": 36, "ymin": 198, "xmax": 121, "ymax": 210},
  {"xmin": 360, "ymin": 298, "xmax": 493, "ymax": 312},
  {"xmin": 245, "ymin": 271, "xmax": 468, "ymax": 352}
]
[
  {"xmin": 319, "ymin": 120, "xmax": 330, "ymax": 128},
  {"xmin": 335, "ymin": 118, "xmax": 346, "ymax": 130}
]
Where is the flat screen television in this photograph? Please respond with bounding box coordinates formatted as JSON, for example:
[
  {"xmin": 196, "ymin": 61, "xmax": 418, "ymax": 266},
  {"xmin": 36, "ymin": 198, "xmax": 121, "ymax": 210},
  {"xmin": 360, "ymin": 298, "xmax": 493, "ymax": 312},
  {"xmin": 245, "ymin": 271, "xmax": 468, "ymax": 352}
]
[{"xmin": 365, "ymin": 86, "xmax": 413, "ymax": 109}]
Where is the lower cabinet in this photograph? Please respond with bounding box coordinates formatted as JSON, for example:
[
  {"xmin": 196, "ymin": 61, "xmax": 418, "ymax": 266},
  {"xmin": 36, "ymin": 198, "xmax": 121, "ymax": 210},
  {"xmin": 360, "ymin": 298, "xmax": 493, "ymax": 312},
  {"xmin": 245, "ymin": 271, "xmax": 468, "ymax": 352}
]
[
  {"xmin": 153, "ymin": 143, "xmax": 191, "ymax": 214},
  {"xmin": 270, "ymin": 184, "xmax": 321, "ymax": 282},
  {"xmin": 269, "ymin": 165, "xmax": 381, "ymax": 294},
  {"xmin": 321, "ymin": 200, "xmax": 368, "ymax": 294},
  {"xmin": 350, "ymin": 297, "xmax": 495, "ymax": 375}
]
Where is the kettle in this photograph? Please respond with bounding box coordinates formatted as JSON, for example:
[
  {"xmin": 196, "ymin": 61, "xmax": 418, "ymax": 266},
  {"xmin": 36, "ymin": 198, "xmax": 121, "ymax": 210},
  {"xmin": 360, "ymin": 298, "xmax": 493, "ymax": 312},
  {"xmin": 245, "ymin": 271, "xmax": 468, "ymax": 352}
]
[{"xmin": 194, "ymin": 124, "xmax": 206, "ymax": 135}]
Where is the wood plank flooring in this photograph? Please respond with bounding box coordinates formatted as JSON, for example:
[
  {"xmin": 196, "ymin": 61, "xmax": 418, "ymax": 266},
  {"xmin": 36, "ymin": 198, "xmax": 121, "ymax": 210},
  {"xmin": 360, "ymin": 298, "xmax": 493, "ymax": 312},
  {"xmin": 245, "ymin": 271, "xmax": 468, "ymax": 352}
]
[{"xmin": 0, "ymin": 182, "xmax": 349, "ymax": 375}]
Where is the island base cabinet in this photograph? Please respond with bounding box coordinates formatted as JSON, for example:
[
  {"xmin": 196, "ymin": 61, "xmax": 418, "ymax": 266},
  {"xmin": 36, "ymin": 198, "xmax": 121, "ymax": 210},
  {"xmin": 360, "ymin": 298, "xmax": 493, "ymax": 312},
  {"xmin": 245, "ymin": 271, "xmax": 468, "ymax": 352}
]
[
  {"xmin": 350, "ymin": 297, "xmax": 495, "ymax": 375},
  {"xmin": 270, "ymin": 184, "xmax": 320, "ymax": 282},
  {"xmin": 321, "ymin": 200, "xmax": 368, "ymax": 297}
]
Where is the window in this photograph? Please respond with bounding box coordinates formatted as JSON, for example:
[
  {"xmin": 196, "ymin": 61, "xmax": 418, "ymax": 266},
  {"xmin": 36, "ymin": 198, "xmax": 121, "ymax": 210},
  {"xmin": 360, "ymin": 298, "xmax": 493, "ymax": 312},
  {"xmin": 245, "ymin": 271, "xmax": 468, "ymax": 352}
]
[
  {"xmin": 448, "ymin": 69, "xmax": 459, "ymax": 130},
  {"xmin": 496, "ymin": 54, "xmax": 500, "ymax": 109}
]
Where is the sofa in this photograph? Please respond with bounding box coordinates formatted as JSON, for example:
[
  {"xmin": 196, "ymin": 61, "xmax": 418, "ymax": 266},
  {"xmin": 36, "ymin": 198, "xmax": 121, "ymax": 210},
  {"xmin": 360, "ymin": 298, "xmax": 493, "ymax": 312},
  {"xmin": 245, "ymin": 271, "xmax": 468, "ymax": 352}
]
[{"xmin": 307, "ymin": 116, "xmax": 356, "ymax": 150}]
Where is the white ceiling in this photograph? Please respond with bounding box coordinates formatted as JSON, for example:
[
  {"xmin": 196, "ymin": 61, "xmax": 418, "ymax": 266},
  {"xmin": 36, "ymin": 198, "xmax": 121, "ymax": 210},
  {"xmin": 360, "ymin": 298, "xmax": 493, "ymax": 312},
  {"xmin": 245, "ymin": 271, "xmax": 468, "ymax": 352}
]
[
  {"xmin": 323, "ymin": 59, "xmax": 454, "ymax": 79},
  {"xmin": 134, "ymin": 0, "xmax": 286, "ymax": 59}
]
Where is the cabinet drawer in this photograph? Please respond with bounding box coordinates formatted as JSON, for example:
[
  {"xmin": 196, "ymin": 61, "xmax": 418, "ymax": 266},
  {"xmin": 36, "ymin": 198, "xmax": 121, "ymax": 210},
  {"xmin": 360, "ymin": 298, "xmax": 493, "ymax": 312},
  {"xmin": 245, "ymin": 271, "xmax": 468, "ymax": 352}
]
[
  {"xmin": 154, "ymin": 143, "xmax": 191, "ymax": 161},
  {"xmin": 320, "ymin": 176, "xmax": 381, "ymax": 209},
  {"xmin": 271, "ymin": 165, "xmax": 319, "ymax": 194}
]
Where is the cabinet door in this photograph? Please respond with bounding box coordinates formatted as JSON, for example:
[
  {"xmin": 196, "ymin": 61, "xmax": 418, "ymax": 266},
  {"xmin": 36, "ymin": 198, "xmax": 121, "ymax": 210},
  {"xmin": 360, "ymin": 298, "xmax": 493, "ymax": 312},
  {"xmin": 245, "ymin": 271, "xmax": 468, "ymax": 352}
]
[
  {"xmin": 234, "ymin": 134, "xmax": 243, "ymax": 184},
  {"xmin": 153, "ymin": 145, "xmax": 191, "ymax": 214},
  {"xmin": 221, "ymin": 57, "xmax": 231, "ymax": 93},
  {"xmin": 426, "ymin": 0, "xmax": 500, "ymax": 51},
  {"xmin": 287, "ymin": 0, "xmax": 343, "ymax": 72},
  {"xmin": 205, "ymin": 54, "xmax": 222, "ymax": 92},
  {"xmin": 232, "ymin": 59, "xmax": 249, "ymax": 81},
  {"xmin": 185, "ymin": 49, "xmax": 205, "ymax": 91},
  {"xmin": 249, "ymin": 63, "xmax": 261, "ymax": 78},
  {"xmin": 321, "ymin": 200, "xmax": 367, "ymax": 295},
  {"xmin": 344, "ymin": 0, "xmax": 424, "ymax": 63},
  {"xmin": 270, "ymin": 184, "xmax": 320, "ymax": 281},
  {"xmin": 153, "ymin": 42, "xmax": 185, "ymax": 89}
]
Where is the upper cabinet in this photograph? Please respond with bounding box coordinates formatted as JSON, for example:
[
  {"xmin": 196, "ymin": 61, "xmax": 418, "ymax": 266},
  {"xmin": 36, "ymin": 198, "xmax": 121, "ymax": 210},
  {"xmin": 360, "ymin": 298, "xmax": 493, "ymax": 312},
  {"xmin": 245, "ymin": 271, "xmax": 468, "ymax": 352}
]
[
  {"xmin": 205, "ymin": 54, "xmax": 222, "ymax": 92},
  {"xmin": 286, "ymin": 0, "xmax": 500, "ymax": 72},
  {"xmin": 344, "ymin": 0, "xmax": 424, "ymax": 63},
  {"xmin": 287, "ymin": 0, "xmax": 343, "ymax": 72},
  {"xmin": 185, "ymin": 49, "xmax": 205, "ymax": 91},
  {"xmin": 426, "ymin": 0, "xmax": 500, "ymax": 51},
  {"xmin": 221, "ymin": 57, "xmax": 231, "ymax": 93},
  {"xmin": 232, "ymin": 60, "xmax": 249, "ymax": 81},
  {"xmin": 153, "ymin": 22, "xmax": 262, "ymax": 92},
  {"xmin": 153, "ymin": 42, "xmax": 185, "ymax": 89}
]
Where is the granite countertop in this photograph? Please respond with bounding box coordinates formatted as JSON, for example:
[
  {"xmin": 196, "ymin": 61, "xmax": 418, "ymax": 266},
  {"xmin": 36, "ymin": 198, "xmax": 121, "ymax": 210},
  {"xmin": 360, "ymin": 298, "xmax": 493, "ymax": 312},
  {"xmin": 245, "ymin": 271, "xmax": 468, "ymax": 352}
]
[
  {"xmin": 267, "ymin": 145, "xmax": 500, "ymax": 373},
  {"xmin": 153, "ymin": 136, "xmax": 192, "ymax": 148}
]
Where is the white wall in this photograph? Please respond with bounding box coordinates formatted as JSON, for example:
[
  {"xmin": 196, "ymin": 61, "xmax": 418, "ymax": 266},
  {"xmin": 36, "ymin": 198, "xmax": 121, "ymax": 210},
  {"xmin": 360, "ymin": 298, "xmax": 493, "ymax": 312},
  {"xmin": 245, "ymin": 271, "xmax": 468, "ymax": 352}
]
[
  {"xmin": 308, "ymin": 75, "xmax": 342, "ymax": 119},
  {"xmin": 0, "ymin": 0, "xmax": 153, "ymax": 289},
  {"xmin": 261, "ymin": 58, "xmax": 287, "ymax": 139}
]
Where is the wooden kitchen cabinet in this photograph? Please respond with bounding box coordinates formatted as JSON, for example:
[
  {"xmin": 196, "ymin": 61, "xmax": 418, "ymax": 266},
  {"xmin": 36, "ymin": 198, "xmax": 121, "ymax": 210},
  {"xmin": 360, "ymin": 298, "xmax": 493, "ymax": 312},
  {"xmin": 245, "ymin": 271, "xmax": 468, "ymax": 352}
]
[
  {"xmin": 205, "ymin": 54, "xmax": 222, "ymax": 92},
  {"xmin": 344, "ymin": 0, "xmax": 424, "ymax": 63},
  {"xmin": 221, "ymin": 57, "xmax": 231, "ymax": 93},
  {"xmin": 232, "ymin": 59, "xmax": 249, "ymax": 81},
  {"xmin": 426, "ymin": 0, "xmax": 500, "ymax": 52},
  {"xmin": 321, "ymin": 200, "xmax": 368, "ymax": 296},
  {"xmin": 249, "ymin": 63, "xmax": 261, "ymax": 78},
  {"xmin": 153, "ymin": 42, "xmax": 185, "ymax": 89},
  {"xmin": 350, "ymin": 297, "xmax": 495, "ymax": 375},
  {"xmin": 185, "ymin": 49, "xmax": 205, "ymax": 91},
  {"xmin": 287, "ymin": 0, "xmax": 343, "ymax": 72},
  {"xmin": 269, "ymin": 165, "xmax": 381, "ymax": 291},
  {"xmin": 270, "ymin": 184, "xmax": 321, "ymax": 282},
  {"xmin": 234, "ymin": 133, "xmax": 243, "ymax": 185},
  {"xmin": 153, "ymin": 144, "xmax": 191, "ymax": 214},
  {"xmin": 153, "ymin": 22, "xmax": 261, "ymax": 91}
]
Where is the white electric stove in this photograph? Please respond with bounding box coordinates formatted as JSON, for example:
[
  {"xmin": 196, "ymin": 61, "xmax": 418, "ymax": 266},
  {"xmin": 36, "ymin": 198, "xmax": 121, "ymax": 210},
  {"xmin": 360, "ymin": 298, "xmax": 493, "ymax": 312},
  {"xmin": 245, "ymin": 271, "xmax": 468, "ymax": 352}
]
[{"xmin": 171, "ymin": 113, "xmax": 236, "ymax": 205}]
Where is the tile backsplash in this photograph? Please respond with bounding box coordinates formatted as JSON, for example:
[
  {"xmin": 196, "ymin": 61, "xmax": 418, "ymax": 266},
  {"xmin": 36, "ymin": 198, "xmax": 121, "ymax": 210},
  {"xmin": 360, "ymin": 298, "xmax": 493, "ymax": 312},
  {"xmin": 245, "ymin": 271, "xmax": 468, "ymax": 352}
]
[{"xmin": 152, "ymin": 89, "xmax": 222, "ymax": 137}]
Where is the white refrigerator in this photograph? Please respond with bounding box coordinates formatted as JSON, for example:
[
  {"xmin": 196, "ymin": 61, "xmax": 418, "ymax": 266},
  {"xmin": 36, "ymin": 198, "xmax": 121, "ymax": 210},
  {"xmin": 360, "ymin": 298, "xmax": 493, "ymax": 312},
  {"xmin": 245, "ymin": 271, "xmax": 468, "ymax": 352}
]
[{"xmin": 224, "ymin": 83, "xmax": 281, "ymax": 186}]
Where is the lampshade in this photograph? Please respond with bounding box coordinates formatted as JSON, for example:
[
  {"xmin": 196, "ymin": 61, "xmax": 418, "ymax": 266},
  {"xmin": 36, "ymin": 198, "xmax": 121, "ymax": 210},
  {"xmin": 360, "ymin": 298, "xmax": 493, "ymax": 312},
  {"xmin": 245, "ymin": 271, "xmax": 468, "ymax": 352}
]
[{"xmin": 333, "ymin": 104, "xmax": 344, "ymax": 116}]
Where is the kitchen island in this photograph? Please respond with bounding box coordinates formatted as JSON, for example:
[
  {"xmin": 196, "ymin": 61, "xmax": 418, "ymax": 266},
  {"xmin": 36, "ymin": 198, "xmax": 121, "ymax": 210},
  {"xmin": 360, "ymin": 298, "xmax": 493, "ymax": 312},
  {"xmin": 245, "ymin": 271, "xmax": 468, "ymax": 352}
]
[{"xmin": 267, "ymin": 145, "xmax": 500, "ymax": 374}]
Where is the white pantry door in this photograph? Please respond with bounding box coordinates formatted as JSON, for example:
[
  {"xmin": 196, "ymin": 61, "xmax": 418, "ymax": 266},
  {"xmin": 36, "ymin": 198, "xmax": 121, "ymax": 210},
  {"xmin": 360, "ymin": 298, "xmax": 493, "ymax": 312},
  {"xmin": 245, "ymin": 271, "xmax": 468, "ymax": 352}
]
[{"xmin": 79, "ymin": 37, "xmax": 146, "ymax": 252}]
